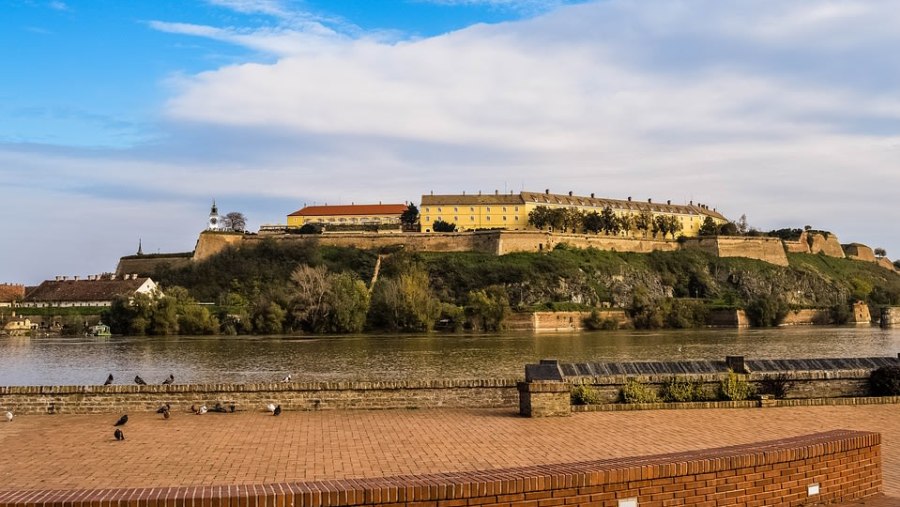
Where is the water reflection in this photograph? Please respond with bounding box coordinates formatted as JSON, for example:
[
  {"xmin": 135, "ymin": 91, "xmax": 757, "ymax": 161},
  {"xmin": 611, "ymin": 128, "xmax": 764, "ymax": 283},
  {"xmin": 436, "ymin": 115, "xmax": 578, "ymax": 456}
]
[{"xmin": 0, "ymin": 327, "xmax": 897, "ymax": 386}]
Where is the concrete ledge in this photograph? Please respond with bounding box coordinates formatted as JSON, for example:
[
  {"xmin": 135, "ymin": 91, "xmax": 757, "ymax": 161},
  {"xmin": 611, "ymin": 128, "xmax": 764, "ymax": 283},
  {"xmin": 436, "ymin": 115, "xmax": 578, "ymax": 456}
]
[
  {"xmin": 0, "ymin": 430, "xmax": 881, "ymax": 507},
  {"xmin": 572, "ymin": 395, "xmax": 900, "ymax": 412}
]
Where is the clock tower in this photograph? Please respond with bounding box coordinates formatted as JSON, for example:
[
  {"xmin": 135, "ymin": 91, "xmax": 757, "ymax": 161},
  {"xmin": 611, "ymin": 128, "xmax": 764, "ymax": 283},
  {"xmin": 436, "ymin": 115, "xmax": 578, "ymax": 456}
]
[{"xmin": 208, "ymin": 200, "xmax": 221, "ymax": 231}]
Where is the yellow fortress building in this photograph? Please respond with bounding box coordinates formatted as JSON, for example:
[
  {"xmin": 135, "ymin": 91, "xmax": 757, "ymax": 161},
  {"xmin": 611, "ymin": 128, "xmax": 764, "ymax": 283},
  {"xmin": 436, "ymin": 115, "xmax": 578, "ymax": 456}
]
[
  {"xmin": 287, "ymin": 203, "xmax": 409, "ymax": 228},
  {"xmin": 420, "ymin": 190, "xmax": 728, "ymax": 237}
]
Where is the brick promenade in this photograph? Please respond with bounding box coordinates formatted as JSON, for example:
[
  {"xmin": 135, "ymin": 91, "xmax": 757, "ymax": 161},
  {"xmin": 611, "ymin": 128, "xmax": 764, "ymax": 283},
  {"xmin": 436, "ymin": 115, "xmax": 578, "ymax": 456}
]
[{"xmin": 0, "ymin": 404, "xmax": 896, "ymax": 503}]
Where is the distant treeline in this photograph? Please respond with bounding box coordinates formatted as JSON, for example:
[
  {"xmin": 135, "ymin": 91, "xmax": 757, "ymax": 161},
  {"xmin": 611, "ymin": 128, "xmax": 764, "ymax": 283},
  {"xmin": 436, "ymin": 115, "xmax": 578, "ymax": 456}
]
[{"xmin": 102, "ymin": 238, "xmax": 900, "ymax": 336}]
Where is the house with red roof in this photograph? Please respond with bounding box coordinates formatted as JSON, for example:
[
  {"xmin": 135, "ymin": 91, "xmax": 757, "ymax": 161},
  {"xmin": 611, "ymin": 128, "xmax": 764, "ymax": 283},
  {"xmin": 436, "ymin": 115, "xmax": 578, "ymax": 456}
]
[
  {"xmin": 287, "ymin": 203, "xmax": 408, "ymax": 229},
  {"xmin": 20, "ymin": 274, "xmax": 158, "ymax": 308}
]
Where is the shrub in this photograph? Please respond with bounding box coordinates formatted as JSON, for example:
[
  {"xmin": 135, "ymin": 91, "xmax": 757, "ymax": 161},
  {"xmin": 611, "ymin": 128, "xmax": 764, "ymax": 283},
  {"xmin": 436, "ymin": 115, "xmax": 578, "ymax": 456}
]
[
  {"xmin": 661, "ymin": 377, "xmax": 705, "ymax": 402},
  {"xmin": 869, "ymin": 365, "xmax": 900, "ymax": 396},
  {"xmin": 745, "ymin": 295, "xmax": 789, "ymax": 327},
  {"xmin": 719, "ymin": 371, "xmax": 753, "ymax": 401},
  {"xmin": 620, "ymin": 379, "xmax": 659, "ymax": 403},
  {"xmin": 583, "ymin": 309, "xmax": 619, "ymax": 330},
  {"xmin": 757, "ymin": 373, "xmax": 792, "ymax": 399},
  {"xmin": 571, "ymin": 385, "xmax": 602, "ymax": 405}
]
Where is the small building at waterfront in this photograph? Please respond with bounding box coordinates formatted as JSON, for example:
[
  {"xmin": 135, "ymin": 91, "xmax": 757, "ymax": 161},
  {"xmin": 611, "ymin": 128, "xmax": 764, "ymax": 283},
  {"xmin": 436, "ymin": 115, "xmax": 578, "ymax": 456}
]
[
  {"xmin": 0, "ymin": 283, "xmax": 25, "ymax": 307},
  {"xmin": 20, "ymin": 275, "xmax": 158, "ymax": 308}
]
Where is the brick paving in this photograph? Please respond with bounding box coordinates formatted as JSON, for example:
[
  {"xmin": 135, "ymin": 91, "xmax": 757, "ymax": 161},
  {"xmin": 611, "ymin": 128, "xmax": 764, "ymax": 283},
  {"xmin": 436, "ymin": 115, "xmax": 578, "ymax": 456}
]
[{"xmin": 0, "ymin": 404, "xmax": 896, "ymax": 503}]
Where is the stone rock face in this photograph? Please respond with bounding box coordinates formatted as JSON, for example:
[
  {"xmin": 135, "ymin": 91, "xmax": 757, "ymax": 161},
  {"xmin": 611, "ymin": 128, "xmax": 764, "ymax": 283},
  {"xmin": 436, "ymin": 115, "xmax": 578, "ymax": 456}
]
[{"xmin": 843, "ymin": 243, "xmax": 876, "ymax": 262}]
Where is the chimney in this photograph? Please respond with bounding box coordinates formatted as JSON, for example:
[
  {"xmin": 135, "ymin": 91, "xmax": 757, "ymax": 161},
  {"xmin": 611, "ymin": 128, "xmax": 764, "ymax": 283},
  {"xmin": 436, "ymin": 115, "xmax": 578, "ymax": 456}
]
[
  {"xmin": 55, "ymin": 275, "xmax": 61, "ymax": 281},
  {"xmin": 545, "ymin": 189, "xmax": 550, "ymax": 195},
  {"xmin": 462, "ymin": 190, "xmax": 466, "ymax": 195},
  {"xmin": 430, "ymin": 190, "xmax": 433, "ymax": 195},
  {"xmin": 495, "ymin": 189, "xmax": 498, "ymax": 195},
  {"xmin": 478, "ymin": 190, "xmax": 482, "ymax": 195},
  {"xmin": 73, "ymin": 276, "xmax": 79, "ymax": 281},
  {"xmin": 667, "ymin": 200, "xmax": 671, "ymax": 205},
  {"xmin": 590, "ymin": 193, "xmax": 595, "ymax": 198},
  {"xmin": 568, "ymin": 191, "xmax": 573, "ymax": 196},
  {"xmin": 690, "ymin": 200, "xmax": 693, "ymax": 206},
  {"xmin": 627, "ymin": 196, "xmax": 632, "ymax": 201},
  {"xmin": 648, "ymin": 198, "xmax": 652, "ymax": 203}
]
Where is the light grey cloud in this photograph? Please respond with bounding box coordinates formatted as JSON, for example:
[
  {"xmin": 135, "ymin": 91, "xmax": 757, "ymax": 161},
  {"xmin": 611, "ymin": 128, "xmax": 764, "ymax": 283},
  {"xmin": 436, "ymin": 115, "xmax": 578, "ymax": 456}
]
[{"xmin": 3, "ymin": 0, "xmax": 900, "ymax": 284}]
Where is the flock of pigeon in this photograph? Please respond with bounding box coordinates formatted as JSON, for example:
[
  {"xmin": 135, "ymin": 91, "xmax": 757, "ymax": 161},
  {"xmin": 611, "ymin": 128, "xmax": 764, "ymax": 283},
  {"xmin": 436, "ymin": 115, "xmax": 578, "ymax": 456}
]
[{"xmin": 105, "ymin": 372, "xmax": 288, "ymax": 441}]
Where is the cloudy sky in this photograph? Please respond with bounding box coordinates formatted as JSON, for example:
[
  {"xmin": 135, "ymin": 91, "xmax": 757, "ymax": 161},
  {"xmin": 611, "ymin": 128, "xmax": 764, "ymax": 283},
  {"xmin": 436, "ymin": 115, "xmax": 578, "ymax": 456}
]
[{"xmin": 2, "ymin": 0, "xmax": 899, "ymax": 284}]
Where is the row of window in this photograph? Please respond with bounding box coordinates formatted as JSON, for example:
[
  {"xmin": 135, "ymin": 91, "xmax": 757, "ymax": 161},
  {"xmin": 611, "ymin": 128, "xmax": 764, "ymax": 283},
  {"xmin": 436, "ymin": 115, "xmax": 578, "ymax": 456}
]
[
  {"xmin": 425, "ymin": 206, "xmax": 519, "ymax": 213},
  {"xmin": 311, "ymin": 217, "xmax": 397, "ymax": 223},
  {"xmin": 426, "ymin": 216, "xmax": 520, "ymax": 223}
]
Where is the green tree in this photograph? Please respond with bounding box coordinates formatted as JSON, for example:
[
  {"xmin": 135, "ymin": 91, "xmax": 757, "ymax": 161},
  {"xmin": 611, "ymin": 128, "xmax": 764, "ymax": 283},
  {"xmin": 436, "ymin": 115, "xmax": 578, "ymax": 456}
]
[
  {"xmin": 400, "ymin": 203, "xmax": 420, "ymax": 229},
  {"xmin": 894, "ymin": 260, "xmax": 900, "ymax": 270},
  {"xmin": 224, "ymin": 211, "xmax": 247, "ymax": 232},
  {"xmin": 368, "ymin": 267, "xmax": 441, "ymax": 331},
  {"xmin": 528, "ymin": 206, "xmax": 552, "ymax": 230},
  {"xmin": 599, "ymin": 206, "xmax": 621, "ymax": 235},
  {"xmin": 745, "ymin": 295, "xmax": 789, "ymax": 327},
  {"xmin": 698, "ymin": 216, "xmax": 718, "ymax": 236},
  {"xmin": 178, "ymin": 305, "xmax": 220, "ymax": 335},
  {"xmin": 718, "ymin": 222, "xmax": 739, "ymax": 235},
  {"xmin": 465, "ymin": 285, "xmax": 510, "ymax": 331},
  {"xmin": 433, "ymin": 220, "xmax": 457, "ymax": 232},
  {"xmin": 874, "ymin": 248, "xmax": 886, "ymax": 258},
  {"xmin": 634, "ymin": 211, "xmax": 653, "ymax": 238},
  {"xmin": 583, "ymin": 211, "xmax": 602, "ymax": 234},
  {"xmin": 562, "ymin": 207, "xmax": 583, "ymax": 233},
  {"xmin": 290, "ymin": 265, "xmax": 331, "ymax": 332},
  {"xmin": 298, "ymin": 223, "xmax": 322, "ymax": 234},
  {"xmin": 324, "ymin": 273, "xmax": 370, "ymax": 333},
  {"xmin": 253, "ymin": 301, "xmax": 286, "ymax": 334},
  {"xmin": 548, "ymin": 207, "xmax": 567, "ymax": 231}
]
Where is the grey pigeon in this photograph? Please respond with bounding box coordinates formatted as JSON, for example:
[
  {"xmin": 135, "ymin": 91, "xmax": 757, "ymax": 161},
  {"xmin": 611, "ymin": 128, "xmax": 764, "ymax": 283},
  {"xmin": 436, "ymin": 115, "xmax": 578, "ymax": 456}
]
[
  {"xmin": 104, "ymin": 374, "xmax": 113, "ymax": 385},
  {"xmin": 273, "ymin": 405, "xmax": 282, "ymax": 416},
  {"xmin": 114, "ymin": 429, "xmax": 124, "ymax": 441},
  {"xmin": 114, "ymin": 414, "xmax": 128, "ymax": 426},
  {"xmin": 161, "ymin": 374, "xmax": 174, "ymax": 385},
  {"xmin": 134, "ymin": 375, "xmax": 147, "ymax": 385}
]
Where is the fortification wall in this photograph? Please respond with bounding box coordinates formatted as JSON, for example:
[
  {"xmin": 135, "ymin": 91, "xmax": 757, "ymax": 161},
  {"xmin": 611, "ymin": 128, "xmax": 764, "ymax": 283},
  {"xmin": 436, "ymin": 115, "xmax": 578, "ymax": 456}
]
[
  {"xmin": 784, "ymin": 238, "xmax": 809, "ymax": 253},
  {"xmin": 681, "ymin": 236, "xmax": 789, "ymax": 266},
  {"xmin": 809, "ymin": 232, "xmax": 845, "ymax": 258},
  {"xmin": 0, "ymin": 431, "xmax": 881, "ymax": 507},
  {"xmin": 707, "ymin": 309, "xmax": 749, "ymax": 327},
  {"xmin": 877, "ymin": 257, "xmax": 897, "ymax": 272},
  {"xmin": 495, "ymin": 231, "xmax": 676, "ymax": 255},
  {"xmin": 527, "ymin": 310, "xmax": 630, "ymax": 332},
  {"xmin": 844, "ymin": 243, "xmax": 876, "ymax": 262},
  {"xmin": 115, "ymin": 255, "xmax": 192, "ymax": 276},
  {"xmin": 193, "ymin": 231, "xmax": 245, "ymax": 261},
  {"xmin": 781, "ymin": 309, "xmax": 832, "ymax": 326}
]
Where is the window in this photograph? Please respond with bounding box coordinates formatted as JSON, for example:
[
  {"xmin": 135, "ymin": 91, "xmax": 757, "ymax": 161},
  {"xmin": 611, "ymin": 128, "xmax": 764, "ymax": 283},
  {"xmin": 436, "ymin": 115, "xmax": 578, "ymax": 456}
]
[
  {"xmin": 454, "ymin": 216, "xmax": 458, "ymax": 222},
  {"xmin": 486, "ymin": 207, "xmax": 491, "ymax": 212},
  {"xmin": 454, "ymin": 207, "xmax": 458, "ymax": 212},
  {"xmin": 470, "ymin": 207, "xmax": 474, "ymax": 212},
  {"xmin": 515, "ymin": 216, "xmax": 519, "ymax": 221},
  {"xmin": 503, "ymin": 216, "xmax": 507, "ymax": 221},
  {"xmin": 425, "ymin": 207, "xmax": 430, "ymax": 212},
  {"xmin": 470, "ymin": 216, "xmax": 475, "ymax": 221},
  {"xmin": 425, "ymin": 216, "xmax": 430, "ymax": 222},
  {"xmin": 502, "ymin": 207, "xmax": 507, "ymax": 212},
  {"xmin": 486, "ymin": 216, "xmax": 491, "ymax": 221},
  {"xmin": 515, "ymin": 207, "xmax": 519, "ymax": 212}
]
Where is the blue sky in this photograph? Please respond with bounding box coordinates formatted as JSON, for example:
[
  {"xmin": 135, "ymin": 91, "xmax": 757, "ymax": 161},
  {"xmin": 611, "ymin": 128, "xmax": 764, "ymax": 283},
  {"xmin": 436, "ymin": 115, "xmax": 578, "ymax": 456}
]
[{"xmin": 2, "ymin": 0, "xmax": 900, "ymax": 284}]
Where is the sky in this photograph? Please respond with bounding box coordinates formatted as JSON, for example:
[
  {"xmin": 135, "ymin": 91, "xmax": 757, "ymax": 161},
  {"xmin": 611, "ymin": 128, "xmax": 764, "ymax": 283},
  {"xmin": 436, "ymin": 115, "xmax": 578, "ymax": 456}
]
[{"xmin": 2, "ymin": 0, "xmax": 899, "ymax": 285}]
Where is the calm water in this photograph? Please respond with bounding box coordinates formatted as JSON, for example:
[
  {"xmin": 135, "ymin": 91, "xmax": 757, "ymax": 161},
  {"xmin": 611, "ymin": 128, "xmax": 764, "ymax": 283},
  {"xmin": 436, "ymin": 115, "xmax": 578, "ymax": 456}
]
[{"xmin": 0, "ymin": 327, "xmax": 898, "ymax": 386}]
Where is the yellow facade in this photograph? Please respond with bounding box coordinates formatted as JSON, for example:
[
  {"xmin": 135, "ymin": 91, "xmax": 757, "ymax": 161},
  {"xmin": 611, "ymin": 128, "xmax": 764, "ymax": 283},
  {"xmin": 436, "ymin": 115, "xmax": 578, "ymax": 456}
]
[
  {"xmin": 421, "ymin": 191, "xmax": 728, "ymax": 237},
  {"xmin": 287, "ymin": 204, "xmax": 408, "ymax": 228}
]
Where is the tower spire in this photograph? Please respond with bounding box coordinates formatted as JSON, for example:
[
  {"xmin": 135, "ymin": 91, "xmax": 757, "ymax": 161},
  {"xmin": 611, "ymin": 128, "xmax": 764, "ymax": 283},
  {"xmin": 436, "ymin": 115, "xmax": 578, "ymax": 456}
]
[{"xmin": 137, "ymin": 238, "xmax": 143, "ymax": 256}]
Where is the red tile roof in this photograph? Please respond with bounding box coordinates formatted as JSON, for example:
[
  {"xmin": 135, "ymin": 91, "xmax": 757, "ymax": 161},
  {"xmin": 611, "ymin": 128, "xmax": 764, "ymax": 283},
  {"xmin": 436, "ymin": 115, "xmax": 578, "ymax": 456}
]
[
  {"xmin": 24, "ymin": 278, "xmax": 153, "ymax": 303},
  {"xmin": 289, "ymin": 204, "xmax": 408, "ymax": 217}
]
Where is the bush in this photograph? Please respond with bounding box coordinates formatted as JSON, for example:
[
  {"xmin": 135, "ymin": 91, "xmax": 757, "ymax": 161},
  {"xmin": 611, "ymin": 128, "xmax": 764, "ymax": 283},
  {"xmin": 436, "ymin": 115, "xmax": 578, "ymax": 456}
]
[
  {"xmin": 719, "ymin": 371, "xmax": 753, "ymax": 401},
  {"xmin": 571, "ymin": 385, "xmax": 602, "ymax": 405},
  {"xmin": 869, "ymin": 365, "xmax": 900, "ymax": 396},
  {"xmin": 620, "ymin": 379, "xmax": 659, "ymax": 403},
  {"xmin": 745, "ymin": 295, "xmax": 789, "ymax": 327},
  {"xmin": 583, "ymin": 309, "xmax": 619, "ymax": 330},
  {"xmin": 757, "ymin": 373, "xmax": 792, "ymax": 399},
  {"xmin": 660, "ymin": 377, "xmax": 705, "ymax": 402}
]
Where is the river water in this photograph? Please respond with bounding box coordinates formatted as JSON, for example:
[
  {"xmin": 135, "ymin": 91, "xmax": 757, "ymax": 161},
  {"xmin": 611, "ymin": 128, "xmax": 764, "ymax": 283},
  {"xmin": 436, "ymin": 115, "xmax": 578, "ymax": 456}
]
[{"xmin": 0, "ymin": 327, "xmax": 898, "ymax": 386}]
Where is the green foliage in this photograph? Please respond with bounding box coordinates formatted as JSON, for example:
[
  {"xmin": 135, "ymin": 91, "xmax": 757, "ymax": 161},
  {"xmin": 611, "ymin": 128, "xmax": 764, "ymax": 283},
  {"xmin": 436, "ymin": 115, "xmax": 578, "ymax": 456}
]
[
  {"xmin": 620, "ymin": 379, "xmax": 659, "ymax": 403},
  {"xmin": 432, "ymin": 220, "xmax": 456, "ymax": 232},
  {"xmin": 698, "ymin": 216, "xmax": 718, "ymax": 236},
  {"xmin": 252, "ymin": 301, "xmax": 286, "ymax": 335},
  {"xmin": 660, "ymin": 378, "xmax": 705, "ymax": 402},
  {"xmin": 745, "ymin": 295, "xmax": 789, "ymax": 327},
  {"xmin": 869, "ymin": 366, "xmax": 900, "ymax": 396},
  {"xmin": 297, "ymin": 223, "xmax": 323, "ymax": 234},
  {"xmin": 437, "ymin": 303, "xmax": 465, "ymax": 332},
  {"xmin": 757, "ymin": 373, "xmax": 792, "ymax": 399},
  {"xmin": 400, "ymin": 203, "xmax": 419, "ymax": 228},
  {"xmin": 894, "ymin": 260, "xmax": 900, "ymax": 270},
  {"xmin": 719, "ymin": 371, "xmax": 753, "ymax": 401},
  {"xmin": 464, "ymin": 285, "xmax": 510, "ymax": 331},
  {"xmin": 15, "ymin": 306, "xmax": 104, "ymax": 316},
  {"xmin": 571, "ymin": 385, "xmax": 602, "ymax": 405},
  {"xmin": 368, "ymin": 266, "xmax": 442, "ymax": 332},
  {"xmin": 768, "ymin": 228, "xmax": 804, "ymax": 241},
  {"xmin": 627, "ymin": 289, "xmax": 709, "ymax": 330},
  {"xmin": 718, "ymin": 222, "xmax": 739, "ymax": 235},
  {"xmin": 583, "ymin": 309, "xmax": 619, "ymax": 330},
  {"xmin": 830, "ymin": 302, "xmax": 853, "ymax": 325},
  {"xmin": 290, "ymin": 265, "xmax": 370, "ymax": 333}
]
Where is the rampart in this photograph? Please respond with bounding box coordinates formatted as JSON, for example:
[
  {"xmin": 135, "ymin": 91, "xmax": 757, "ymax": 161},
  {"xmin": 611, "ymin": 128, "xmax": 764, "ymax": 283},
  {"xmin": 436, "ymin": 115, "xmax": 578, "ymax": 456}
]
[
  {"xmin": 681, "ymin": 236, "xmax": 789, "ymax": 266},
  {"xmin": 192, "ymin": 231, "xmax": 245, "ymax": 261},
  {"xmin": 493, "ymin": 231, "xmax": 676, "ymax": 255},
  {"xmin": 0, "ymin": 430, "xmax": 882, "ymax": 507},
  {"xmin": 506, "ymin": 310, "xmax": 631, "ymax": 332},
  {"xmin": 0, "ymin": 379, "xmax": 518, "ymax": 415},
  {"xmin": 114, "ymin": 253, "xmax": 193, "ymax": 276}
]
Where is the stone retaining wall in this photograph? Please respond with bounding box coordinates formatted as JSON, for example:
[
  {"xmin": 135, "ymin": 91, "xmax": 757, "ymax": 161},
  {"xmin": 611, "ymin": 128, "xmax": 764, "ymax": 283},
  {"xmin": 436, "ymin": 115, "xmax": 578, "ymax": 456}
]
[
  {"xmin": 0, "ymin": 380, "xmax": 518, "ymax": 415},
  {"xmin": 0, "ymin": 430, "xmax": 881, "ymax": 507}
]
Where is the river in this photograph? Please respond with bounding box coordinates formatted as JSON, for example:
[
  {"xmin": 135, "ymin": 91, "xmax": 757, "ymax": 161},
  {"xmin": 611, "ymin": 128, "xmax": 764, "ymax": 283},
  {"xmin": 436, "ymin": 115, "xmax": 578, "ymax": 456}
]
[{"xmin": 0, "ymin": 326, "xmax": 898, "ymax": 386}]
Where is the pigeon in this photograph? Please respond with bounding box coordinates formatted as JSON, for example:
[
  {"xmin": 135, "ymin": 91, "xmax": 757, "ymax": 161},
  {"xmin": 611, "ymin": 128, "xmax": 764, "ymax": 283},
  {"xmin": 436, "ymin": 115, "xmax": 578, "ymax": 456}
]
[
  {"xmin": 114, "ymin": 414, "xmax": 128, "ymax": 426},
  {"xmin": 104, "ymin": 374, "xmax": 114, "ymax": 385},
  {"xmin": 281, "ymin": 374, "xmax": 292, "ymax": 382},
  {"xmin": 212, "ymin": 403, "xmax": 227, "ymax": 413},
  {"xmin": 266, "ymin": 403, "xmax": 277, "ymax": 413},
  {"xmin": 163, "ymin": 409, "xmax": 170, "ymax": 420},
  {"xmin": 229, "ymin": 404, "xmax": 236, "ymax": 413},
  {"xmin": 161, "ymin": 374, "xmax": 174, "ymax": 385},
  {"xmin": 114, "ymin": 429, "xmax": 124, "ymax": 441},
  {"xmin": 273, "ymin": 405, "xmax": 282, "ymax": 416},
  {"xmin": 134, "ymin": 375, "xmax": 147, "ymax": 385},
  {"xmin": 196, "ymin": 405, "xmax": 208, "ymax": 415},
  {"xmin": 156, "ymin": 403, "xmax": 171, "ymax": 414},
  {"xmin": 190, "ymin": 404, "xmax": 197, "ymax": 413},
  {"xmin": 4, "ymin": 411, "xmax": 12, "ymax": 422}
]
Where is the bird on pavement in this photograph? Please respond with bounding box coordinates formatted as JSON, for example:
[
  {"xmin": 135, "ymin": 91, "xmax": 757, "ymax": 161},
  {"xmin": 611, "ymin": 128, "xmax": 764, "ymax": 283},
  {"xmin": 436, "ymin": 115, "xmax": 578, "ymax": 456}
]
[
  {"xmin": 266, "ymin": 403, "xmax": 276, "ymax": 413},
  {"xmin": 229, "ymin": 403, "xmax": 236, "ymax": 413},
  {"xmin": 273, "ymin": 405, "xmax": 282, "ymax": 416},
  {"xmin": 134, "ymin": 375, "xmax": 147, "ymax": 385},
  {"xmin": 281, "ymin": 374, "xmax": 291, "ymax": 382},
  {"xmin": 114, "ymin": 414, "xmax": 128, "ymax": 426},
  {"xmin": 104, "ymin": 374, "xmax": 114, "ymax": 385},
  {"xmin": 161, "ymin": 374, "xmax": 174, "ymax": 385},
  {"xmin": 163, "ymin": 409, "xmax": 170, "ymax": 419},
  {"xmin": 212, "ymin": 402, "xmax": 228, "ymax": 413},
  {"xmin": 114, "ymin": 429, "xmax": 124, "ymax": 441},
  {"xmin": 4, "ymin": 411, "xmax": 12, "ymax": 422},
  {"xmin": 196, "ymin": 405, "xmax": 208, "ymax": 415},
  {"xmin": 156, "ymin": 403, "xmax": 171, "ymax": 414}
]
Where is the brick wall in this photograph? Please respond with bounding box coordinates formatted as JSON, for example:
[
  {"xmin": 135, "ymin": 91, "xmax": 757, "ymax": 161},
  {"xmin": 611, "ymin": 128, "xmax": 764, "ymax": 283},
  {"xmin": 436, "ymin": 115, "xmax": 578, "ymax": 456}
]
[
  {"xmin": 0, "ymin": 430, "xmax": 881, "ymax": 507},
  {"xmin": 681, "ymin": 236, "xmax": 789, "ymax": 266},
  {"xmin": 0, "ymin": 380, "xmax": 518, "ymax": 415}
]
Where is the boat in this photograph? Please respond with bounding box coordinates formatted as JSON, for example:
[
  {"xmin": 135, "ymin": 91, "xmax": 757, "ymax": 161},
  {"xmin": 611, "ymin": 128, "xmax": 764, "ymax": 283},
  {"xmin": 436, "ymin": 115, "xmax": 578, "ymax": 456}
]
[{"xmin": 85, "ymin": 323, "xmax": 112, "ymax": 337}]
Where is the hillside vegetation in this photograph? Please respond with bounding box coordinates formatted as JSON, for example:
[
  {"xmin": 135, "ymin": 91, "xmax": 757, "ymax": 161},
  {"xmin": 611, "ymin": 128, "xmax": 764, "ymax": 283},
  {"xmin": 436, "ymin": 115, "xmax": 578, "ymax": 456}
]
[{"xmin": 116, "ymin": 239, "xmax": 900, "ymax": 336}]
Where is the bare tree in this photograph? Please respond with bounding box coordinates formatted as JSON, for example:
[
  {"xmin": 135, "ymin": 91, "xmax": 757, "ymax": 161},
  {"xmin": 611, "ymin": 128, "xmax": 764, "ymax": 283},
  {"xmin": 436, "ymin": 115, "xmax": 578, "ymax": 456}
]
[{"xmin": 224, "ymin": 212, "xmax": 247, "ymax": 232}]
